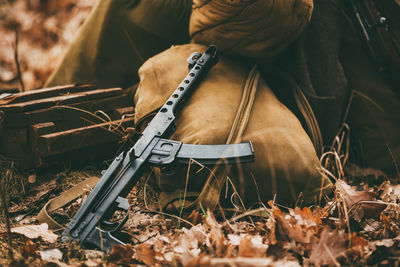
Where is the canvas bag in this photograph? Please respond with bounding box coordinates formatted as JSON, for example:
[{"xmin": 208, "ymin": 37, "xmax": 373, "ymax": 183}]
[
  {"xmin": 189, "ymin": 0, "xmax": 313, "ymax": 60},
  {"xmin": 134, "ymin": 44, "xmax": 333, "ymax": 210}
]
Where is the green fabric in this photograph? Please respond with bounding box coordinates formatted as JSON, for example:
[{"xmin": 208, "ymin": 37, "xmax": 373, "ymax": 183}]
[
  {"xmin": 273, "ymin": 0, "xmax": 400, "ymax": 176},
  {"xmin": 341, "ymin": 16, "xmax": 400, "ymax": 176},
  {"xmin": 45, "ymin": 0, "xmax": 192, "ymax": 89},
  {"xmin": 375, "ymin": 0, "xmax": 400, "ymax": 54}
]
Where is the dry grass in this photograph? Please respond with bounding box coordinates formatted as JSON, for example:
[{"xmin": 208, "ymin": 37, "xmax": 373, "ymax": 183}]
[{"xmin": 0, "ymin": 1, "xmax": 399, "ymax": 266}]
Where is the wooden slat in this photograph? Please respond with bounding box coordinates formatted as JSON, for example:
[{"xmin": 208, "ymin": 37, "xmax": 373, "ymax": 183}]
[
  {"xmin": 29, "ymin": 123, "xmax": 56, "ymax": 168},
  {"xmin": 0, "ymin": 85, "xmax": 136, "ymax": 170},
  {"xmin": 37, "ymin": 142, "xmax": 120, "ymax": 169},
  {"xmin": 1, "ymin": 93, "xmax": 132, "ymax": 128},
  {"xmin": 0, "ymin": 127, "xmax": 31, "ymax": 169},
  {"xmin": 0, "ymin": 84, "xmax": 96, "ymax": 104},
  {"xmin": 0, "ymin": 88, "xmax": 124, "ymax": 113},
  {"xmin": 38, "ymin": 117, "xmax": 135, "ymax": 156}
]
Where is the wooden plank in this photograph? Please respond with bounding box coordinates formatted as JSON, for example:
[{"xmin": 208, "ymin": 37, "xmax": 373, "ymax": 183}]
[
  {"xmin": 0, "ymin": 84, "xmax": 96, "ymax": 105},
  {"xmin": 0, "ymin": 88, "xmax": 124, "ymax": 113},
  {"xmin": 37, "ymin": 142, "xmax": 121, "ymax": 169},
  {"xmin": 0, "ymin": 127, "xmax": 31, "ymax": 169},
  {"xmin": 38, "ymin": 117, "xmax": 135, "ymax": 156},
  {"xmin": 0, "ymin": 85, "xmax": 136, "ymax": 170},
  {"xmin": 1, "ymin": 93, "xmax": 132, "ymax": 128},
  {"xmin": 29, "ymin": 123, "xmax": 56, "ymax": 168}
]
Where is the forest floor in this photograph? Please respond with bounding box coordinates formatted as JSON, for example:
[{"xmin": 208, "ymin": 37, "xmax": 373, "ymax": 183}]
[{"xmin": 0, "ymin": 1, "xmax": 399, "ymax": 266}]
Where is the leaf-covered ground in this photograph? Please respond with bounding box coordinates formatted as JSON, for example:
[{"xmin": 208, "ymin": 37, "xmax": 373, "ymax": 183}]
[
  {"xmin": 0, "ymin": 1, "xmax": 399, "ymax": 266},
  {"xmin": 1, "ymin": 164, "xmax": 399, "ymax": 266}
]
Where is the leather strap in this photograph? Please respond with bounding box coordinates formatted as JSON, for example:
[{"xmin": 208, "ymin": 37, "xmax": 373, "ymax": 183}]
[
  {"xmin": 161, "ymin": 66, "xmax": 260, "ymax": 212},
  {"xmin": 193, "ymin": 65, "xmax": 260, "ymax": 210},
  {"xmin": 260, "ymin": 64, "xmax": 323, "ymax": 156},
  {"xmin": 37, "ymin": 176, "xmax": 100, "ymax": 230}
]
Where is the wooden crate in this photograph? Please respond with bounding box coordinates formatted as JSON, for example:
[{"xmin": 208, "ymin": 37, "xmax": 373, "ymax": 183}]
[{"xmin": 0, "ymin": 84, "xmax": 136, "ymax": 170}]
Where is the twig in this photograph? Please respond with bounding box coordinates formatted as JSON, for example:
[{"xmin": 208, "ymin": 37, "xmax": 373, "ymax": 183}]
[
  {"xmin": 323, "ymin": 243, "xmax": 341, "ymax": 267},
  {"xmin": 221, "ymin": 207, "xmax": 271, "ymax": 227},
  {"xmin": 13, "ymin": 27, "xmax": 25, "ymax": 92},
  {"xmin": 0, "ymin": 174, "xmax": 14, "ymax": 260}
]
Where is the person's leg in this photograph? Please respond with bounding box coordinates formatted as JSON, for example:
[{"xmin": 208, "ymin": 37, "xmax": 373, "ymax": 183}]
[{"xmin": 341, "ymin": 20, "xmax": 400, "ymax": 178}]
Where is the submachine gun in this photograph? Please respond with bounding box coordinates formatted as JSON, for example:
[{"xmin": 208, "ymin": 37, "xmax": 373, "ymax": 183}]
[{"xmin": 62, "ymin": 45, "xmax": 255, "ymax": 252}]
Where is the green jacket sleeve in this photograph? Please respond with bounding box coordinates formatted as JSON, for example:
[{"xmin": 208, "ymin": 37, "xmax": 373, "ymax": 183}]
[{"xmin": 45, "ymin": 0, "xmax": 192, "ymax": 89}]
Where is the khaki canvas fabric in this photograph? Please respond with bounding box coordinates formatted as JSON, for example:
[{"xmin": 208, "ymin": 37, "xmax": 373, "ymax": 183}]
[
  {"xmin": 189, "ymin": 0, "xmax": 313, "ymax": 60},
  {"xmin": 45, "ymin": 0, "xmax": 192, "ymax": 89},
  {"xmin": 134, "ymin": 44, "xmax": 333, "ymax": 207}
]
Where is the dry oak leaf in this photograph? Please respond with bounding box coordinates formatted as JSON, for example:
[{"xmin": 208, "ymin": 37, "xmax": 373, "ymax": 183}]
[
  {"xmin": 210, "ymin": 257, "xmax": 300, "ymax": 267},
  {"xmin": 336, "ymin": 180, "xmax": 386, "ymax": 221},
  {"xmin": 265, "ymin": 215, "xmax": 277, "ymax": 245},
  {"xmin": 290, "ymin": 206, "xmax": 321, "ymax": 225},
  {"xmin": 270, "ymin": 202, "xmax": 317, "ymax": 244},
  {"xmin": 22, "ymin": 239, "xmax": 37, "ymax": 259},
  {"xmin": 135, "ymin": 243, "xmax": 156, "ymax": 266},
  {"xmin": 11, "ymin": 223, "xmax": 58, "ymax": 243},
  {"xmin": 308, "ymin": 228, "xmax": 347, "ymax": 266},
  {"xmin": 108, "ymin": 244, "xmax": 134, "ymax": 264},
  {"xmin": 380, "ymin": 182, "xmax": 400, "ymax": 202},
  {"xmin": 238, "ymin": 235, "xmax": 268, "ymax": 257},
  {"xmin": 39, "ymin": 248, "xmax": 63, "ymax": 261},
  {"xmin": 350, "ymin": 233, "xmax": 368, "ymax": 249},
  {"xmin": 375, "ymin": 239, "xmax": 395, "ymax": 248},
  {"xmin": 336, "ymin": 180, "xmax": 375, "ymax": 207},
  {"xmin": 205, "ymin": 211, "xmax": 227, "ymax": 257}
]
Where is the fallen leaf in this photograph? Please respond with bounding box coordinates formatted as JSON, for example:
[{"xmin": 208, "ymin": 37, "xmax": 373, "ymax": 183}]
[
  {"xmin": 291, "ymin": 206, "xmax": 321, "ymax": 225},
  {"xmin": 108, "ymin": 244, "xmax": 133, "ymax": 264},
  {"xmin": 84, "ymin": 249, "xmax": 104, "ymax": 259},
  {"xmin": 336, "ymin": 180, "xmax": 375, "ymax": 207},
  {"xmin": 265, "ymin": 215, "xmax": 277, "ymax": 245},
  {"xmin": 270, "ymin": 202, "xmax": 316, "ymax": 244},
  {"xmin": 182, "ymin": 254, "xmax": 211, "ymax": 267},
  {"xmin": 134, "ymin": 243, "xmax": 156, "ymax": 266},
  {"xmin": 351, "ymin": 202, "xmax": 387, "ymax": 222},
  {"xmin": 308, "ymin": 228, "xmax": 347, "ymax": 266},
  {"xmin": 84, "ymin": 258, "xmax": 104, "ymax": 267},
  {"xmin": 351, "ymin": 233, "xmax": 368, "ymax": 249},
  {"xmin": 39, "ymin": 248, "xmax": 63, "ymax": 261},
  {"xmin": 375, "ymin": 239, "xmax": 394, "ymax": 248},
  {"xmin": 205, "ymin": 211, "xmax": 227, "ymax": 257},
  {"xmin": 380, "ymin": 183, "xmax": 400, "ymax": 203},
  {"xmin": 238, "ymin": 235, "xmax": 268, "ymax": 257},
  {"xmin": 210, "ymin": 257, "xmax": 300, "ymax": 267},
  {"xmin": 22, "ymin": 239, "xmax": 37, "ymax": 259},
  {"xmin": 11, "ymin": 223, "xmax": 58, "ymax": 243},
  {"xmin": 227, "ymin": 234, "xmax": 241, "ymax": 246},
  {"xmin": 336, "ymin": 180, "xmax": 386, "ymax": 221}
]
